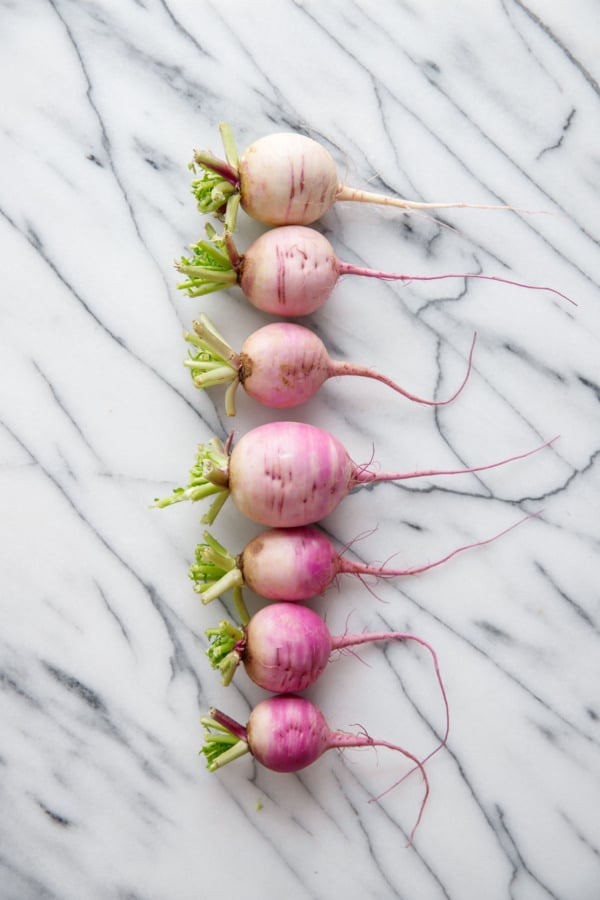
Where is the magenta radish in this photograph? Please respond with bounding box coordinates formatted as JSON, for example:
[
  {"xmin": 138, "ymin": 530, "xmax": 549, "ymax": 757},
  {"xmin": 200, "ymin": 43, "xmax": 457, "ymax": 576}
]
[
  {"xmin": 201, "ymin": 695, "xmax": 430, "ymax": 844},
  {"xmin": 153, "ymin": 421, "xmax": 556, "ymax": 527},
  {"xmin": 206, "ymin": 602, "xmax": 449, "ymax": 713},
  {"xmin": 190, "ymin": 516, "xmax": 537, "ymax": 604},
  {"xmin": 177, "ymin": 224, "xmax": 575, "ymax": 315},
  {"xmin": 191, "ymin": 122, "xmax": 535, "ymax": 230},
  {"xmin": 184, "ymin": 313, "xmax": 476, "ymax": 415}
]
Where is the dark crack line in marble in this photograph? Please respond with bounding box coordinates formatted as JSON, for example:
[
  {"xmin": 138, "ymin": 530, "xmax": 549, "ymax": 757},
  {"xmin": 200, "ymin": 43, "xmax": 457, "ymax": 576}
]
[
  {"xmin": 0, "ymin": 205, "xmax": 210, "ymax": 428},
  {"xmin": 332, "ymin": 763, "xmax": 452, "ymax": 900},
  {"xmin": 94, "ymin": 579, "xmax": 132, "ymax": 646},
  {"xmin": 155, "ymin": 0, "xmax": 213, "ymax": 60},
  {"xmin": 559, "ymin": 809, "xmax": 600, "ymax": 861},
  {"xmin": 295, "ymin": 1, "xmax": 600, "ymax": 282},
  {"xmin": 47, "ymin": 0, "xmax": 192, "ymax": 328},
  {"xmin": 47, "ymin": 0, "xmax": 145, "ymax": 244},
  {"xmin": 536, "ymin": 108, "xmax": 576, "ymax": 160},
  {"xmin": 398, "ymin": 585, "xmax": 599, "ymax": 747},
  {"xmin": 212, "ymin": 777, "xmax": 321, "ymax": 900},
  {"xmin": 289, "ymin": 3, "xmax": 569, "ymax": 276},
  {"xmin": 509, "ymin": 0, "xmax": 600, "ymax": 99},
  {"xmin": 0, "ymin": 415, "xmax": 205, "ymax": 703},
  {"xmin": 534, "ymin": 561, "xmax": 600, "ymax": 634},
  {"xmin": 330, "ymin": 768, "xmax": 409, "ymax": 900},
  {"xmin": 496, "ymin": 804, "xmax": 563, "ymax": 900},
  {"xmin": 0, "ymin": 851, "xmax": 61, "ymax": 900},
  {"xmin": 32, "ymin": 360, "xmax": 103, "ymax": 462}
]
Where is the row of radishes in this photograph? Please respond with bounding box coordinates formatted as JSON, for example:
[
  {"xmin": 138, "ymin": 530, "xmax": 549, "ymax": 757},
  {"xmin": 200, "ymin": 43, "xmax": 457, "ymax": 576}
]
[{"xmin": 157, "ymin": 123, "xmax": 570, "ymax": 844}]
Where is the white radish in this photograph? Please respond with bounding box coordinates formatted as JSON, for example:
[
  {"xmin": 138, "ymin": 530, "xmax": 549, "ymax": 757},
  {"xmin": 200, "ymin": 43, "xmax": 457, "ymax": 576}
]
[{"xmin": 191, "ymin": 122, "xmax": 536, "ymax": 230}]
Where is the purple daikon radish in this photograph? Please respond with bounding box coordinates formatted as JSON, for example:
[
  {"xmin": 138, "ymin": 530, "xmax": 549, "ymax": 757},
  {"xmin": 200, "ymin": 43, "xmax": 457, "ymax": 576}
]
[
  {"xmin": 153, "ymin": 421, "xmax": 556, "ymax": 527},
  {"xmin": 183, "ymin": 313, "xmax": 476, "ymax": 415},
  {"xmin": 177, "ymin": 224, "xmax": 574, "ymax": 315}
]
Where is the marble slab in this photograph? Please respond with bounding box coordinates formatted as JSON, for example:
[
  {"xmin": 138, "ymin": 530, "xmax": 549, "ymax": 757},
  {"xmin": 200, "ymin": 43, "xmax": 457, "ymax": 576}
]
[{"xmin": 1, "ymin": 1, "xmax": 599, "ymax": 898}]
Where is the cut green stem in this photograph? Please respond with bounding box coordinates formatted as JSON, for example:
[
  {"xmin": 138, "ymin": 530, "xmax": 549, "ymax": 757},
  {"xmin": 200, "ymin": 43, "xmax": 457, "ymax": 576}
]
[
  {"xmin": 183, "ymin": 314, "xmax": 241, "ymax": 415},
  {"xmin": 152, "ymin": 438, "xmax": 230, "ymax": 524},
  {"xmin": 189, "ymin": 531, "xmax": 246, "ymax": 606},
  {"xmin": 200, "ymin": 709, "xmax": 249, "ymax": 770}
]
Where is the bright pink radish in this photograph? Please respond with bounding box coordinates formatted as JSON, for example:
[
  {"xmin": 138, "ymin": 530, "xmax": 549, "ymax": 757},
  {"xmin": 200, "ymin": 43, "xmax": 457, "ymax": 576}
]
[
  {"xmin": 206, "ymin": 602, "xmax": 449, "ymax": 709},
  {"xmin": 177, "ymin": 224, "xmax": 575, "ymax": 315},
  {"xmin": 191, "ymin": 122, "xmax": 534, "ymax": 229},
  {"xmin": 201, "ymin": 695, "xmax": 430, "ymax": 844},
  {"xmin": 153, "ymin": 421, "xmax": 556, "ymax": 527},
  {"xmin": 183, "ymin": 314, "xmax": 476, "ymax": 415},
  {"xmin": 190, "ymin": 516, "xmax": 538, "ymax": 604}
]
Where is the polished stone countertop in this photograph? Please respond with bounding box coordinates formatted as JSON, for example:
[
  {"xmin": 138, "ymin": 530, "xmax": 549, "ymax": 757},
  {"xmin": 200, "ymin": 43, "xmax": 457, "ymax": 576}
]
[{"xmin": 2, "ymin": 2, "xmax": 599, "ymax": 898}]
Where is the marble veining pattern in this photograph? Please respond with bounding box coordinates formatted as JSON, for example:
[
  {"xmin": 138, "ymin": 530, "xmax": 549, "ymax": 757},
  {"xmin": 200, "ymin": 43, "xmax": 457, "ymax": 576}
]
[{"xmin": 1, "ymin": 1, "xmax": 599, "ymax": 898}]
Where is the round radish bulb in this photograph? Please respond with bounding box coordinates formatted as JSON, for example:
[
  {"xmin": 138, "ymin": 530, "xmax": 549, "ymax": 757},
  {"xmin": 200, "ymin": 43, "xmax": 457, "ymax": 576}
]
[
  {"xmin": 190, "ymin": 515, "xmax": 539, "ymax": 606},
  {"xmin": 239, "ymin": 133, "xmax": 339, "ymax": 226},
  {"xmin": 201, "ymin": 695, "xmax": 431, "ymax": 846},
  {"xmin": 153, "ymin": 421, "xmax": 557, "ymax": 528},
  {"xmin": 206, "ymin": 601, "xmax": 450, "ymax": 738},
  {"xmin": 190, "ymin": 122, "xmax": 532, "ymax": 230},
  {"xmin": 177, "ymin": 224, "xmax": 575, "ymax": 315},
  {"xmin": 183, "ymin": 314, "xmax": 475, "ymax": 415}
]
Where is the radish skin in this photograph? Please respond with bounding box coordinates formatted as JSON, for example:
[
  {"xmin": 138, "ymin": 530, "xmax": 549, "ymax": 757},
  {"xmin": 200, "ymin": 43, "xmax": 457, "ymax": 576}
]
[
  {"xmin": 183, "ymin": 313, "xmax": 476, "ymax": 415},
  {"xmin": 190, "ymin": 123, "xmax": 536, "ymax": 230},
  {"xmin": 201, "ymin": 695, "xmax": 430, "ymax": 845},
  {"xmin": 190, "ymin": 515, "xmax": 539, "ymax": 604},
  {"xmin": 153, "ymin": 421, "xmax": 557, "ymax": 527},
  {"xmin": 177, "ymin": 224, "xmax": 575, "ymax": 315},
  {"xmin": 206, "ymin": 602, "xmax": 450, "ymax": 731}
]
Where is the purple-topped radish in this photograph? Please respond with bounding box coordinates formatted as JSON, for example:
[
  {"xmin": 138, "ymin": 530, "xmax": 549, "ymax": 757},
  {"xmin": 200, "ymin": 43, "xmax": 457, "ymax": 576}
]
[
  {"xmin": 201, "ymin": 695, "xmax": 431, "ymax": 845},
  {"xmin": 177, "ymin": 224, "xmax": 575, "ymax": 315},
  {"xmin": 184, "ymin": 313, "xmax": 476, "ymax": 415},
  {"xmin": 190, "ymin": 517, "xmax": 537, "ymax": 605},
  {"xmin": 153, "ymin": 421, "xmax": 556, "ymax": 527},
  {"xmin": 191, "ymin": 122, "xmax": 533, "ymax": 230},
  {"xmin": 206, "ymin": 601, "xmax": 448, "ymax": 707}
]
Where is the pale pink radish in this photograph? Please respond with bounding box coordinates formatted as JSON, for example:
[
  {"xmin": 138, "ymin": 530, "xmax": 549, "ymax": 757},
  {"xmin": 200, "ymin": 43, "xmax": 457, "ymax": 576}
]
[
  {"xmin": 190, "ymin": 122, "xmax": 537, "ymax": 230},
  {"xmin": 183, "ymin": 313, "xmax": 476, "ymax": 415},
  {"xmin": 153, "ymin": 421, "xmax": 556, "ymax": 527},
  {"xmin": 177, "ymin": 224, "xmax": 575, "ymax": 315},
  {"xmin": 201, "ymin": 695, "xmax": 431, "ymax": 845},
  {"xmin": 189, "ymin": 516, "xmax": 538, "ymax": 605}
]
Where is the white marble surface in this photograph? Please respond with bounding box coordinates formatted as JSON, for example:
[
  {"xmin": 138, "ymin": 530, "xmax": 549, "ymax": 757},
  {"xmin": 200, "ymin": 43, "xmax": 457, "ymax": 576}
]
[{"xmin": 2, "ymin": 1, "xmax": 600, "ymax": 898}]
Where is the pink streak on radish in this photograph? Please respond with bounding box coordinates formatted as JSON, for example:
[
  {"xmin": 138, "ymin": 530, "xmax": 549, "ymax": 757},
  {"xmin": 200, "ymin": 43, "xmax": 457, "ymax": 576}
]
[
  {"xmin": 240, "ymin": 226, "xmax": 339, "ymax": 315},
  {"xmin": 243, "ymin": 603, "xmax": 332, "ymax": 692},
  {"xmin": 235, "ymin": 226, "xmax": 575, "ymax": 315},
  {"xmin": 228, "ymin": 421, "xmax": 353, "ymax": 527},
  {"xmin": 239, "ymin": 134, "xmax": 339, "ymax": 226}
]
